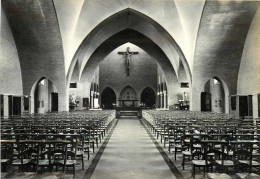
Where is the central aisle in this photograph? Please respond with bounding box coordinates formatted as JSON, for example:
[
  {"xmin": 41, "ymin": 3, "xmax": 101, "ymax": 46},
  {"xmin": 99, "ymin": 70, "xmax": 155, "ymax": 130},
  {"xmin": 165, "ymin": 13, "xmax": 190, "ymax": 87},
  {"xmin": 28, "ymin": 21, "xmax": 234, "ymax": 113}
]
[{"xmin": 90, "ymin": 119, "xmax": 177, "ymax": 179}]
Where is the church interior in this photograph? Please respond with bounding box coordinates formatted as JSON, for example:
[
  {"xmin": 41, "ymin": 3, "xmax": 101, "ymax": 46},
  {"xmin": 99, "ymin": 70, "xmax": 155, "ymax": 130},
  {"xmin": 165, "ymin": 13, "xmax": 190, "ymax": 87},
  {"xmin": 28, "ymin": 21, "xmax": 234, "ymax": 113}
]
[{"xmin": 1, "ymin": 0, "xmax": 260, "ymax": 178}]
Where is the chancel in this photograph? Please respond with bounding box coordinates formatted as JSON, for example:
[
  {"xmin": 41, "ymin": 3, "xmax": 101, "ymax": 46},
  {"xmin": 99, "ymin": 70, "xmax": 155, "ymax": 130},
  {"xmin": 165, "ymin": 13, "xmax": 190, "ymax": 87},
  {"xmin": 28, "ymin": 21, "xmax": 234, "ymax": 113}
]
[{"xmin": 1, "ymin": 0, "xmax": 260, "ymax": 179}]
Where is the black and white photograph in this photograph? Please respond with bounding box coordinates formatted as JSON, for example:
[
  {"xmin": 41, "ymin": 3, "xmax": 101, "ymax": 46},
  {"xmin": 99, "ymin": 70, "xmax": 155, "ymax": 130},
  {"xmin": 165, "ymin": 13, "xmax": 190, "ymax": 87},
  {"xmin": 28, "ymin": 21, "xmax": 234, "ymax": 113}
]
[{"xmin": 1, "ymin": 0, "xmax": 260, "ymax": 178}]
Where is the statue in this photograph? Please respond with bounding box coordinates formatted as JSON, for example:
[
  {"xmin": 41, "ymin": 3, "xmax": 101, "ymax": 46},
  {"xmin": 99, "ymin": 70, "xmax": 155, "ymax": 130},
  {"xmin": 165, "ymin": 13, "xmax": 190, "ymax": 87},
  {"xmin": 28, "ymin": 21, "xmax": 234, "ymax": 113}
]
[{"xmin": 118, "ymin": 47, "xmax": 139, "ymax": 76}]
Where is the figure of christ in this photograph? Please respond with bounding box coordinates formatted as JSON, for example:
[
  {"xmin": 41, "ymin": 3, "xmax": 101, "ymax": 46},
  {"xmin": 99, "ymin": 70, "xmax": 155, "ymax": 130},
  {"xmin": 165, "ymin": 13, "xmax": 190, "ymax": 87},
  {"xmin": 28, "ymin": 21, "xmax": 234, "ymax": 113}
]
[{"xmin": 118, "ymin": 47, "xmax": 138, "ymax": 76}]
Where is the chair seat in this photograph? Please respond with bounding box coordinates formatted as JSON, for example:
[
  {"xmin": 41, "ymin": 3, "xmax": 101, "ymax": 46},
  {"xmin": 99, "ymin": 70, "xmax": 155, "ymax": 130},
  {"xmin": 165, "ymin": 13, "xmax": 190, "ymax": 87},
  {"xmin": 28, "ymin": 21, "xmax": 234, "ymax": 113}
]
[
  {"xmin": 236, "ymin": 173, "xmax": 260, "ymax": 179},
  {"xmin": 224, "ymin": 151, "xmax": 233, "ymax": 156},
  {"xmin": 175, "ymin": 144, "xmax": 182, "ymax": 148},
  {"xmin": 1, "ymin": 159, "xmax": 10, "ymax": 163},
  {"xmin": 192, "ymin": 160, "xmax": 206, "ymax": 166},
  {"xmin": 214, "ymin": 144, "xmax": 221, "ymax": 149},
  {"xmin": 76, "ymin": 151, "xmax": 84, "ymax": 155},
  {"xmin": 38, "ymin": 159, "xmax": 49, "ymax": 165},
  {"xmin": 56, "ymin": 160, "xmax": 76, "ymax": 165},
  {"xmin": 239, "ymin": 160, "xmax": 260, "ymax": 166},
  {"xmin": 207, "ymin": 173, "xmax": 232, "ymax": 179},
  {"xmin": 207, "ymin": 152, "xmax": 215, "ymax": 156},
  {"xmin": 253, "ymin": 144, "xmax": 259, "ymax": 149},
  {"xmin": 252, "ymin": 150, "xmax": 260, "ymax": 156},
  {"xmin": 12, "ymin": 159, "xmax": 31, "ymax": 165},
  {"xmin": 182, "ymin": 151, "xmax": 191, "ymax": 155},
  {"xmin": 193, "ymin": 144, "xmax": 201, "ymax": 148},
  {"xmin": 66, "ymin": 160, "xmax": 77, "ymax": 165},
  {"xmin": 216, "ymin": 160, "xmax": 234, "ymax": 166},
  {"xmin": 184, "ymin": 139, "xmax": 190, "ymax": 143}
]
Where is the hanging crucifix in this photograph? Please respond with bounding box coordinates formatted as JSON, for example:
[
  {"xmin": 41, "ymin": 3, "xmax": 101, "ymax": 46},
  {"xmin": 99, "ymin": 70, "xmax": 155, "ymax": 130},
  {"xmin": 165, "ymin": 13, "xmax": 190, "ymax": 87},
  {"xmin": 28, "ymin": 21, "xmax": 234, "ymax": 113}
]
[{"xmin": 118, "ymin": 47, "xmax": 139, "ymax": 76}]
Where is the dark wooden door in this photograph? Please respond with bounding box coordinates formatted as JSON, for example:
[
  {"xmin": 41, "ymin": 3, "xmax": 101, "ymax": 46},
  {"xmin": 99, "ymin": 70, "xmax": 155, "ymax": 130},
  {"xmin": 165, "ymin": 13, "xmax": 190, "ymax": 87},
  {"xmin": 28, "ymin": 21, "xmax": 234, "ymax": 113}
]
[
  {"xmin": 239, "ymin": 96, "xmax": 248, "ymax": 117},
  {"xmin": 51, "ymin": 93, "xmax": 58, "ymax": 112},
  {"xmin": 201, "ymin": 92, "xmax": 211, "ymax": 111},
  {"xmin": 83, "ymin": 98, "xmax": 89, "ymax": 108}
]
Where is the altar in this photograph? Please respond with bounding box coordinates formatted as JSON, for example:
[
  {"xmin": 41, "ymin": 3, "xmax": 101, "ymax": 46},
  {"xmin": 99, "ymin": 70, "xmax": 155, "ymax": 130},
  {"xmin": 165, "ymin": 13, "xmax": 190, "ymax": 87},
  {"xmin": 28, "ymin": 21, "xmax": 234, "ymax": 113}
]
[
  {"xmin": 118, "ymin": 99, "xmax": 139, "ymax": 108},
  {"xmin": 116, "ymin": 99, "xmax": 142, "ymax": 119}
]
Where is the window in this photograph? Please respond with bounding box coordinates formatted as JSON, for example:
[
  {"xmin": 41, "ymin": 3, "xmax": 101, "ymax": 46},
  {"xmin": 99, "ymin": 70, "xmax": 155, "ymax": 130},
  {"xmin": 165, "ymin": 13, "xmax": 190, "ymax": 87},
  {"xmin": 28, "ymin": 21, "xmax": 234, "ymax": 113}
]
[
  {"xmin": 70, "ymin": 83, "xmax": 77, "ymax": 88},
  {"xmin": 181, "ymin": 83, "xmax": 189, "ymax": 88}
]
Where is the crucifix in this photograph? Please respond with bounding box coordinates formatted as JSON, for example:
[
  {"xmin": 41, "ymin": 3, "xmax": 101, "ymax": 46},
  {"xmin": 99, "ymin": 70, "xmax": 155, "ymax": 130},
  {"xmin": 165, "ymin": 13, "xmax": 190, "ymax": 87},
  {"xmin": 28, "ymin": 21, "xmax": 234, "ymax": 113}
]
[{"xmin": 118, "ymin": 47, "xmax": 139, "ymax": 76}]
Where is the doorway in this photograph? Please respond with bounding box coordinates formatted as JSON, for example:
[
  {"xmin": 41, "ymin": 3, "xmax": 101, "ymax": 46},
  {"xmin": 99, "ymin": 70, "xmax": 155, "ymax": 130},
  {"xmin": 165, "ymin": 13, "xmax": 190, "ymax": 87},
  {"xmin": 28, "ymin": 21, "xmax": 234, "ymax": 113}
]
[{"xmin": 101, "ymin": 87, "xmax": 116, "ymax": 109}]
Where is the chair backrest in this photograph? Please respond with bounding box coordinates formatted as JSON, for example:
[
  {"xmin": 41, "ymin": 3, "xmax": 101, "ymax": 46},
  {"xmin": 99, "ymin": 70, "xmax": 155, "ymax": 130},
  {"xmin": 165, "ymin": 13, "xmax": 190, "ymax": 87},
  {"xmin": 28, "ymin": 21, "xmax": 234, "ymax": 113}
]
[
  {"xmin": 1, "ymin": 142, "xmax": 14, "ymax": 161},
  {"xmin": 174, "ymin": 129, "xmax": 184, "ymax": 143},
  {"xmin": 20, "ymin": 142, "xmax": 40, "ymax": 167},
  {"xmin": 233, "ymin": 142, "xmax": 254, "ymax": 172},
  {"xmin": 215, "ymin": 141, "xmax": 231, "ymax": 165},
  {"xmin": 190, "ymin": 137, "xmax": 203, "ymax": 160},
  {"xmin": 48, "ymin": 141, "xmax": 68, "ymax": 165},
  {"xmin": 181, "ymin": 135, "xmax": 190, "ymax": 151}
]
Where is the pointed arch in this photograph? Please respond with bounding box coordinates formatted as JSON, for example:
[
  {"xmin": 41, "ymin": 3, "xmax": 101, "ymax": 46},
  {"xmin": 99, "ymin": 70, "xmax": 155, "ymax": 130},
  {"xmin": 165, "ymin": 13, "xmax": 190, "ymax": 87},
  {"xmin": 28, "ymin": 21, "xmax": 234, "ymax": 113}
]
[
  {"xmin": 140, "ymin": 87, "xmax": 156, "ymax": 108},
  {"xmin": 119, "ymin": 86, "xmax": 137, "ymax": 100},
  {"xmin": 201, "ymin": 76, "xmax": 230, "ymax": 113},
  {"xmin": 67, "ymin": 8, "xmax": 191, "ymax": 86},
  {"xmin": 101, "ymin": 87, "xmax": 116, "ymax": 109},
  {"xmin": 30, "ymin": 77, "xmax": 58, "ymax": 114}
]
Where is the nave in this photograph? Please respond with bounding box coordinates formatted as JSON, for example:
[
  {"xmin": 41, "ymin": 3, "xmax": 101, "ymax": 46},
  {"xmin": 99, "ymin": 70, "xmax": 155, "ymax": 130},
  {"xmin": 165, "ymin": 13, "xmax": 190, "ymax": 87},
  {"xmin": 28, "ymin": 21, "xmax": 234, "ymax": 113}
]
[{"xmin": 1, "ymin": 110, "xmax": 260, "ymax": 179}]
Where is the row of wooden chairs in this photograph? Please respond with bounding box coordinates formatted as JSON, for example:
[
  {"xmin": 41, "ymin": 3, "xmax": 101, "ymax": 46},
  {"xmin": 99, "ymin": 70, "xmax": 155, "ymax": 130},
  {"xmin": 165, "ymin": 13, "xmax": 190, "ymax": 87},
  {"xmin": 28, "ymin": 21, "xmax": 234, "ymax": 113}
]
[
  {"xmin": 143, "ymin": 111, "xmax": 260, "ymax": 178},
  {"xmin": 1, "ymin": 139, "xmax": 79, "ymax": 176},
  {"xmin": 1, "ymin": 111, "xmax": 116, "ymax": 176}
]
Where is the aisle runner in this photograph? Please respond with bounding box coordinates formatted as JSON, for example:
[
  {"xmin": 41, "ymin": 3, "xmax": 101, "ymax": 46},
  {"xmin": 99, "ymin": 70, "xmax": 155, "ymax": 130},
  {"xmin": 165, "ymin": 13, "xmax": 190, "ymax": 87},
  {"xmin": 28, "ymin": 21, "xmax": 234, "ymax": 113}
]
[{"xmin": 89, "ymin": 119, "xmax": 177, "ymax": 179}]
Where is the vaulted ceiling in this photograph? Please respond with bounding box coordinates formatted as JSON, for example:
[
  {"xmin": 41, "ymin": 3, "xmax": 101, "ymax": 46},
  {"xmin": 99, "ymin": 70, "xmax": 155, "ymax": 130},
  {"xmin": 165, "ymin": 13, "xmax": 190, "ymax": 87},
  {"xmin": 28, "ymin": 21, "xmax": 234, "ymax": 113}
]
[
  {"xmin": 53, "ymin": 0, "xmax": 205, "ymax": 74},
  {"xmin": 2, "ymin": 0, "xmax": 260, "ymax": 90}
]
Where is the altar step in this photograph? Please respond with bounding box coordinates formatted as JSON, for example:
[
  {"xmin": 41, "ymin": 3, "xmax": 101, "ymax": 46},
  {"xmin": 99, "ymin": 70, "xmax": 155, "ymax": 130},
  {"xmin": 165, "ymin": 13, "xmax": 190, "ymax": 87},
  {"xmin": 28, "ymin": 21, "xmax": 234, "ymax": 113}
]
[
  {"xmin": 118, "ymin": 111, "xmax": 138, "ymax": 117},
  {"xmin": 116, "ymin": 108, "xmax": 142, "ymax": 119}
]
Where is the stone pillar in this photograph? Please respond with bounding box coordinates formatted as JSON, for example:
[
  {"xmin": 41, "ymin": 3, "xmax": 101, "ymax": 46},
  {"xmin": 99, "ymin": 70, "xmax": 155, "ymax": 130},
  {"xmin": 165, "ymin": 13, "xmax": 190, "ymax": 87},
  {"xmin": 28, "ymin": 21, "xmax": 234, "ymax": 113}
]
[
  {"xmin": 21, "ymin": 96, "xmax": 24, "ymax": 115},
  {"xmin": 160, "ymin": 92, "xmax": 163, "ymax": 108},
  {"xmin": 156, "ymin": 92, "xmax": 160, "ymax": 108},
  {"xmin": 163, "ymin": 91, "xmax": 167, "ymax": 109},
  {"xmin": 90, "ymin": 91, "xmax": 94, "ymax": 109},
  {"xmin": 3, "ymin": 95, "xmax": 9, "ymax": 117},
  {"xmin": 253, "ymin": 94, "xmax": 259, "ymax": 119},
  {"xmin": 158, "ymin": 76, "xmax": 161, "ymax": 108}
]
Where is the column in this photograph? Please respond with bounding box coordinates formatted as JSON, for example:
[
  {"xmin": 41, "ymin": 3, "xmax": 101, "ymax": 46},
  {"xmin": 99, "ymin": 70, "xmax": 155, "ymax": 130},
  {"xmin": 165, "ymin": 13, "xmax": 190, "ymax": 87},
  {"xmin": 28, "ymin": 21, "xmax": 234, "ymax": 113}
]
[
  {"xmin": 160, "ymin": 81, "xmax": 164, "ymax": 108},
  {"xmin": 90, "ymin": 83, "xmax": 94, "ymax": 109},
  {"xmin": 158, "ymin": 76, "xmax": 162, "ymax": 108},
  {"xmin": 3, "ymin": 95, "xmax": 9, "ymax": 117},
  {"xmin": 163, "ymin": 91, "xmax": 167, "ymax": 109},
  {"xmin": 96, "ymin": 84, "xmax": 100, "ymax": 108},
  {"xmin": 157, "ymin": 81, "xmax": 160, "ymax": 108},
  {"xmin": 156, "ymin": 91, "xmax": 160, "ymax": 108},
  {"xmin": 21, "ymin": 96, "xmax": 24, "ymax": 115},
  {"xmin": 160, "ymin": 90, "xmax": 163, "ymax": 108}
]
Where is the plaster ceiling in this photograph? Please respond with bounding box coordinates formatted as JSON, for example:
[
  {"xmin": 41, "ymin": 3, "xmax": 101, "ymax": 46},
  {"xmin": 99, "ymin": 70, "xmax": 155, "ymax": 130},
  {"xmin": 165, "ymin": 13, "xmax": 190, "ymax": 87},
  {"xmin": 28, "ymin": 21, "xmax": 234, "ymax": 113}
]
[{"xmin": 53, "ymin": 0, "xmax": 205, "ymax": 74}]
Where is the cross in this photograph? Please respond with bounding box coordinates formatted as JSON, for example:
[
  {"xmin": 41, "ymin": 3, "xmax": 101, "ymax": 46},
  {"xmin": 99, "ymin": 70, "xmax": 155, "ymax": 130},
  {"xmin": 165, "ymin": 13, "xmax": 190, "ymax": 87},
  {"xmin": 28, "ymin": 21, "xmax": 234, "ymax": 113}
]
[{"xmin": 118, "ymin": 47, "xmax": 138, "ymax": 76}]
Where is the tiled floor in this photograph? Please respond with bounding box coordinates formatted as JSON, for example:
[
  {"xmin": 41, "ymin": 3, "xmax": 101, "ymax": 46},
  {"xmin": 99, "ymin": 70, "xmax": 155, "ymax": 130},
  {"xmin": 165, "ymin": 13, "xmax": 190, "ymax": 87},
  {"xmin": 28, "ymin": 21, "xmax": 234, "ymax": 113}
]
[{"xmin": 90, "ymin": 118, "xmax": 177, "ymax": 179}]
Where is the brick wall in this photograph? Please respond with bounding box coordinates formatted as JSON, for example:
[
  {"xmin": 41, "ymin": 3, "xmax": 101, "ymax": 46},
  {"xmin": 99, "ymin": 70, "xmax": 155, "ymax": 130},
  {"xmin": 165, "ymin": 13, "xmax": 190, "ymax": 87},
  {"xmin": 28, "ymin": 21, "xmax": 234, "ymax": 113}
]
[
  {"xmin": 0, "ymin": 7, "xmax": 23, "ymax": 95},
  {"xmin": 2, "ymin": 0, "xmax": 67, "ymax": 112}
]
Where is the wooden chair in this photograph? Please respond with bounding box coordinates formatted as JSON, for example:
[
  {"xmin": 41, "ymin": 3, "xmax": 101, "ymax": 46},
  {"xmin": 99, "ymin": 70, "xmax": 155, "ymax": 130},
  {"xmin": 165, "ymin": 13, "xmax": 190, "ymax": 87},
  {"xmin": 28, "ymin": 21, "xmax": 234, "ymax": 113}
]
[
  {"xmin": 181, "ymin": 135, "xmax": 191, "ymax": 170},
  {"xmin": 174, "ymin": 129, "xmax": 185, "ymax": 159},
  {"xmin": 233, "ymin": 142, "xmax": 260, "ymax": 174},
  {"xmin": 214, "ymin": 141, "xmax": 234, "ymax": 173},
  {"xmin": 1, "ymin": 140, "xmax": 14, "ymax": 172},
  {"xmin": 12, "ymin": 141, "xmax": 40, "ymax": 172},
  {"xmin": 48, "ymin": 140, "xmax": 69, "ymax": 173},
  {"xmin": 190, "ymin": 139, "xmax": 215, "ymax": 179}
]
